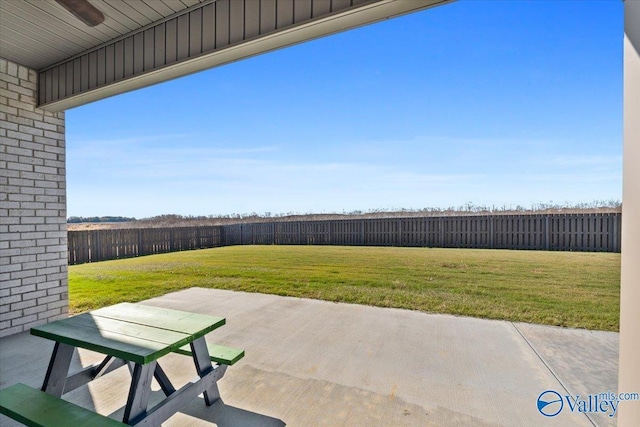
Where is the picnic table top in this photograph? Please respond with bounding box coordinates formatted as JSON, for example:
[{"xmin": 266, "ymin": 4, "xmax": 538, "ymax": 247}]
[{"xmin": 31, "ymin": 303, "xmax": 225, "ymax": 364}]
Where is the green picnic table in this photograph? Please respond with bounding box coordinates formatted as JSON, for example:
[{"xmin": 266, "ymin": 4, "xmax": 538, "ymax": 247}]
[{"xmin": 1, "ymin": 303, "xmax": 244, "ymax": 427}]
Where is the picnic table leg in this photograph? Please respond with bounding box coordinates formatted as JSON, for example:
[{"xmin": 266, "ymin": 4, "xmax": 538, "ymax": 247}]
[
  {"xmin": 41, "ymin": 342, "xmax": 74, "ymax": 397},
  {"xmin": 190, "ymin": 337, "xmax": 221, "ymax": 405},
  {"xmin": 153, "ymin": 363, "xmax": 176, "ymax": 396},
  {"xmin": 123, "ymin": 360, "xmax": 178, "ymax": 397},
  {"xmin": 123, "ymin": 361, "xmax": 156, "ymax": 424}
]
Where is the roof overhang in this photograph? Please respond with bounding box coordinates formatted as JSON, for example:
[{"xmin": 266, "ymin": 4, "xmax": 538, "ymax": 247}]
[{"xmin": 0, "ymin": 0, "xmax": 454, "ymax": 112}]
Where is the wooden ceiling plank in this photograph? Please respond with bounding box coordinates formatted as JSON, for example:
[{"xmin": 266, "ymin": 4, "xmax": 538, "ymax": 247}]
[
  {"xmin": 1, "ymin": 1, "xmax": 103, "ymax": 49},
  {"xmin": 131, "ymin": 0, "xmax": 166, "ymax": 22},
  {"xmin": 0, "ymin": 9, "xmax": 87, "ymax": 54},
  {"xmin": 142, "ymin": 0, "xmax": 177, "ymax": 17},
  {"xmin": 180, "ymin": 0, "xmax": 202, "ymax": 8},
  {"xmin": 89, "ymin": 0, "xmax": 142, "ymax": 32},
  {"xmin": 0, "ymin": 37, "xmax": 54, "ymax": 69},
  {"xmin": 23, "ymin": 0, "xmax": 118, "ymax": 40},
  {"xmin": 0, "ymin": 35, "xmax": 35, "ymax": 54},
  {"xmin": 158, "ymin": 0, "xmax": 187, "ymax": 14},
  {"xmin": 101, "ymin": 0, "xmax": 155, "ymax": 26}
]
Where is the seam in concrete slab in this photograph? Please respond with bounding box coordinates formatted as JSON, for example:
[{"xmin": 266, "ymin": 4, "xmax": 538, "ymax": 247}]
[{"xmin": 510, "ymin": 322, "xmax": 598, "ymax": 427}]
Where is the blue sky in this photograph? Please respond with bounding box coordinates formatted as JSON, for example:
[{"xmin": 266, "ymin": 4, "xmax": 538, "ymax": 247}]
[{"xmin": 66, "ymin": 0, "xmax": 624, "ymax": 219}]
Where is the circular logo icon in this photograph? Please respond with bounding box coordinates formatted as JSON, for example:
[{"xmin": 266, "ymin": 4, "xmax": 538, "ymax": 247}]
[{"xmin": 537, "ymin": 390, "xmax": 563, "ymax": 417}]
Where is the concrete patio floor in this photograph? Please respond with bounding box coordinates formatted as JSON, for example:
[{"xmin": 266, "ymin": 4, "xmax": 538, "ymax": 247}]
[{"xmin": 0, "ymin": 287, "xmax": 619, "ymax": 426}]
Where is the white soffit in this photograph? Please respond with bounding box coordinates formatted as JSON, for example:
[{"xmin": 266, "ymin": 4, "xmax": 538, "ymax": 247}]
[{"xmin": 0, "ymin": 0, "xmax": 208, "ymax": 70}]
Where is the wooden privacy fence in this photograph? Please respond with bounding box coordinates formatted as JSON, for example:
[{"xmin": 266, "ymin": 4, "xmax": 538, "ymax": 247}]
[
  {"xmin": 221, "ymin": 213, "xmax": 621, "ymax": 250},
  {"xmin": 68, "ymin": 226, "xmax": 223, "ymax": 265},
  {"xmin": 68, "ymin": 213, "xmax": 621, "ymax": 265}
]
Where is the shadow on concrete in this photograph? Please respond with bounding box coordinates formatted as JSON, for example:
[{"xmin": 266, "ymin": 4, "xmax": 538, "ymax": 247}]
[
  {"xmin": 101, "ymin": 384, "xmax": 286, "ymax": 427},
  {"xmin": 0, "ymin": 331, "xmax": 103, "ymax": 426},
  {"xmin": 105, "ymin": 394, "xmax": 286, "ymax": 427},
  {"xmin": 181, "ymin": 397, "xmax": 286, "ymax": 427}
]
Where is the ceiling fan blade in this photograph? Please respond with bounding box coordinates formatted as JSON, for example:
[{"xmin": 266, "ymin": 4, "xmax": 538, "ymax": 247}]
[{"xmin": 55, "ymin": 0, "xmax": 104, "ymax": 27}]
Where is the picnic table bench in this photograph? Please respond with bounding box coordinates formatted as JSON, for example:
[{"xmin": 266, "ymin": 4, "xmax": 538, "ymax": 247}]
[{"xmin": 0, "ymin": 303, "xmax": 244, "ymax": 427}]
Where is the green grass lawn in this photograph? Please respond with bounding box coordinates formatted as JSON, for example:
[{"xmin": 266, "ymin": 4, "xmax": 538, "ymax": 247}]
[{"xmin": 69, "ymin": 245, "xmax": 621, "ymax": 331}]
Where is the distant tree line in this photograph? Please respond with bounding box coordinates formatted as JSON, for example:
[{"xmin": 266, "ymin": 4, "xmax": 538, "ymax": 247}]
[
  {"xmin": 136, "ymin": 200, "xmax": 622, "ymax": 224},
  {"xmin": 67, "ymin": 216, "xmax": 136, "ymax": 223},
  {"xmin": 67, "ymin": 200, "xmax": 622, "ymax": 229}
]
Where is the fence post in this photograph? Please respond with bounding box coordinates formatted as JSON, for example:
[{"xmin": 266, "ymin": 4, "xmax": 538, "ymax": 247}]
[
  {"xmin": 613, "ymin": 213, "xmax": 620, "ymax": 253},
  {"xmin": 96, "ymin": 230, "xmax": 102, "ymax": 262},
  {"xmin": 544, "ymin": 215, "xmax": 550, "ymax": 251},
  {"xmin": 489, "ymin": 216, "xmax": 494, "ymax": 249}
]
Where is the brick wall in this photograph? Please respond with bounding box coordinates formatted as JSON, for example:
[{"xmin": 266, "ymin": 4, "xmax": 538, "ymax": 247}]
[{"xmin": 0, "ymin": 57, "xmax": 68, "ymax": 337}]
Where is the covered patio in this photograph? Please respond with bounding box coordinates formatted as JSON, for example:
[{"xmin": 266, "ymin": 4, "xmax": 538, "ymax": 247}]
[{"xmin": 0, "ymin": 287, "xmax": 619, "ymax": 426}]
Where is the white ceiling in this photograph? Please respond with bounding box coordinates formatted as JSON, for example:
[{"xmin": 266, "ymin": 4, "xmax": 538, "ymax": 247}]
[{"xmin": 0, "ymin": 0, "xmax": 207, "ymax": 70}]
